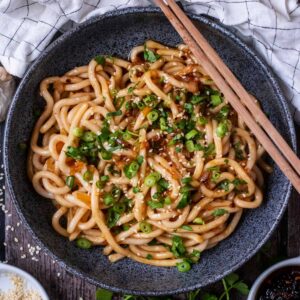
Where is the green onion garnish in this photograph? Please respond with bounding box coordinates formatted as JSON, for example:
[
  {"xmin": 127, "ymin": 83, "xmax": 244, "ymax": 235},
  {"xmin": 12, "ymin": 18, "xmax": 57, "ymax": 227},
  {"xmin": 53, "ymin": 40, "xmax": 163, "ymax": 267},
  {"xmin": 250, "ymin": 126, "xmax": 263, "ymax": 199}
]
[
  {"xmin": 210, "ymin": 94, "xmax": 222, "ymax": 106},
  {"xmin": 83, "ymin": 170, "xmax": 93, "ymax": 182},
  {"xmin": 104, "ymin": 193, "xmax": 114, "ymax": 205},
  {"xmin": 185, "ymin": 129, "xmax": 198, "ymax": 140},
  {"xmin": 181, "ymin": 225, "xmax": 192, "ymax": 231},
  {"xmin": 100, "ymin": 150, "xmax": 112, "ymax": 160},
  {"xmin": 212, "ymin": 208, "xmax": 228, "ymax": 217},
  {"xmin": 216, "ymin": 121, "xmax": 228, "ymax": 138},
  {"xmin": 193, "ymin": 217, "xmax": 205, "ymax": 225},
  {"xmin": 147, "ymin": 110, "xmax": 159, "ymax": 122},
  {"xmin": 164, "ymin": 196, "xmax": 172, "ymax": 205},
  {"xmin": 144, "ymin": 172, "xmax": 161, "ymax": 187},
  {"xmin": 72, "ymin": 127, "xmax": 84, "ymax": 138},
  {"xmin": 81, "ymin": 131, "xmax": 96, "ymax": 142},
  {"xmin": 198, "ymin": 116, "xmax": 208, "ymax": 125},
  {"xmin": 185, "ymin": 140, "xmax": 195, "ymax": 152},
  {"xmin": 176, "ymin": 260, "xmax": 191, "ymax": 272},
  {"xmin": 66, "ymin": 176, "xmax": 75, "ymax": 189},
  {"xmin": 139, "ymin": 221, "xmax": 152, "ymax": 233},
  {"xmin": 76, "ymin": 238, "xmax": 92, "ymax": 249},
  {"xmin": 94, "ymin": 55, "xmax": 105, "ymax": 65}
]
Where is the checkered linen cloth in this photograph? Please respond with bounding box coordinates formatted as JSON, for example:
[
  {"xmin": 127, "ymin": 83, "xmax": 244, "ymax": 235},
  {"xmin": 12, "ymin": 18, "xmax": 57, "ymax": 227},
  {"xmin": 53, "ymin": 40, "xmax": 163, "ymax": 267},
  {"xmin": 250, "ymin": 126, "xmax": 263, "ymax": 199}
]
[{"xmin": 0, "ymin": 0, "xmax": 300, "ymax": 122}]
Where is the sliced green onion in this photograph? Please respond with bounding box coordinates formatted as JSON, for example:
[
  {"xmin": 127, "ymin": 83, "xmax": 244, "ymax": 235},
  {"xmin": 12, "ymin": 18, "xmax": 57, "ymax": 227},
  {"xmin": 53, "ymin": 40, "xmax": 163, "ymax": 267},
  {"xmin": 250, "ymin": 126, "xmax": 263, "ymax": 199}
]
[
  {"xmin": 72, "ymin": 127, "xmax": 84, "ymax": 138},
  {"xmin": 81, "ymin": 131, "xmax": 96, "ymax": 142},
  {"xmin": 96, "ymin": 180, "xmax": 104, "ymax": 189},
  {"xmin": 181, "ymin": 177, "xmax": 192, "ymax": 184},
  {"xmin": 211, "ymin": 94, "xmax": 222, "ymax": 106},
  {"xmin": 198, "ymin": 116, "xmax": 208, "ymax": 125},
  {"xmin": 193, "ymin": 217, "xmax": 205, "ymax": 225},
  {"xmin": 100, "ymin": 150, "xmax": 112, "ymax": 160},
  {"xmin": 185, "ymin": 140, "xmax": 195, "ymax": 152},
  {"xmin": 164, "ymin": 196, "xmax": 172, "ymax": 205},
  {"xmin": 137, "ymin": 101, "xmax": 145, "ymax": 110},
  {"xmin": 76, "ymin": 238, "xmax": 92, "ymax": 249},
  {"xmin": 100, "ymin": 175, "xmax": 109, "ymax": 182},
  {"xmin": 184, "ymin": 103, "xmax": 193, "ymax": 114},
  {"xmin": 94, "ymin": 55, "xmax": 105, "ymax": 65},
  {"xmin": 147, "ymin": 200, "xmax": 164, "ymax": 209},
  {"xmin": 137, "ymin": 155, "xmax": 144, "ymax": 165},
  {"xmin": 133, "ymin": 187, "xmax": 140, "ymax": 193},
  {"xmin": 139, "ymin": 221, "xmax": 152, "ymax": 233},
  {"xmin": 211, "ymin": 170, "xmax": 220, "ymax": 182},
  {"xmin": 83, "ymin": 170, "xmax": 93, "ymax": 182},
  {"xmin": 66, "ymin": 176, "xmax": 75, "ymax": 189},
  {"xmin": 113, "ymin": 203, "xmax": 126, "ymax": 214},
  {"xmin": 216, "ymin": 121, "xmax": 228, "ymax": 138},
  {"xmin": 104, "ymin": 193, "xmax": 114, "ymax": 205},
  {"xmin": 122, "ymin": 131, "xmax": 132, "ymax": 141},
  {"xmin": 191, "ymin": 95, "xmax": 206, "ymax": 104},
  {"xmin": 144, "ymin": 172, "xmax": 161, "ymax": 187},
  {"xmin": 181, "ymin": 225, "xmax": 192, "ymax": 231},
  {"xmin": 185, "ymin": 129, "xmax": 198, "ymax": 140},
  {"xmin": 212, "ymin": 208, "xmax": 228, "ymax": 217},
  {"xmin": 146, "ymin": 254, "xmax": 153, "ymax": 260},
  {"xmin": 176, "ymin": 260, "xmax": 191, "ymax": 272},
  {"xmin": 147, "ymin": 110, "xmax": 159, "ymax": 122},
  {"xmin": 112, "ymin": 187, "xmax": 121, "ymax": 200}
]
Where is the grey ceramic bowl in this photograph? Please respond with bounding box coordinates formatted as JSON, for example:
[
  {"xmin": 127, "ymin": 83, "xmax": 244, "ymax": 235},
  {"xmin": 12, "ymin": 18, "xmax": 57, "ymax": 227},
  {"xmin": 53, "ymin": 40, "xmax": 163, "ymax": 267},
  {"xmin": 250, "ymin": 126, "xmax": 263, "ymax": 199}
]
[{"xmin": 4, "ymin": 7, "xmax": 296, "ymax": 296}]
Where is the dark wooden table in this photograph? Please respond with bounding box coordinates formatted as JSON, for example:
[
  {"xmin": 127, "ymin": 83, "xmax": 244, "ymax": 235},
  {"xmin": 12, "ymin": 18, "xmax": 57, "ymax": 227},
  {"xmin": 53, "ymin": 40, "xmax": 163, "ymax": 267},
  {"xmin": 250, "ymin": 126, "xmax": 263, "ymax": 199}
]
[{"xmin": 0, "ymin": 122, "xmax": 299, "ymax": 300}]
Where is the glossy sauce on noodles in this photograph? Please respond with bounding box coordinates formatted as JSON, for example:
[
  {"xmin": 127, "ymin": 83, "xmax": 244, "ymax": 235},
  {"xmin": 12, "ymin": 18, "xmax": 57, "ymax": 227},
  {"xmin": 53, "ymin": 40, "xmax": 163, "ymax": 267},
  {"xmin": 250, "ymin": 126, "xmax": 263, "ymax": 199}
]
[{"xmin": 28, "ymin": 41, "xmax": 271, "ymax": 271}]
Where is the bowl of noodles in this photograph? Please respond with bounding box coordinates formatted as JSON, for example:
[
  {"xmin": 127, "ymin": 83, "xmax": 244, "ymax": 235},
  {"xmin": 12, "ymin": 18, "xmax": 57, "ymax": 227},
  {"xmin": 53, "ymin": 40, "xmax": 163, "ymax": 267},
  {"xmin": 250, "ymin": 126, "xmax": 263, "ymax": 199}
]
[{"xmin": 3, "ymin": 7, "xmax": 296, "ymax": 296}]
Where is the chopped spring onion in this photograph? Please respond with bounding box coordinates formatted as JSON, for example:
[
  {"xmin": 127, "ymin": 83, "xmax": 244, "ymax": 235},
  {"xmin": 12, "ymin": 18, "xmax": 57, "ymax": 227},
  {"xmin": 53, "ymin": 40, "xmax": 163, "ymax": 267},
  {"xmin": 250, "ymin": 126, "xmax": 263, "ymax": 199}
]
[
  {"xmin": 76, "ymin": 238, "xmax": 92, "ymax": 249},
  {"xmin": 122, "ymin": 131, "xmax": 132, "ymax": 141},
  {"xmin": 81, "ymin": 131, "xmax": 96, "ymax": 142},
  {"xmin": 176, "ymin": 260, "xmax": 191, "ymax": 272},
  {"xmin": 181, "ymin": 225, "xmax": 192, "ymax": 231},
  {"xmin": 181, "ymin": 177, "xmax": 192, "ymax": 184},
  {"xmin": 139, "ymin": 221, "xmax": 152, "ymax": 233},
  {"xmin": 147, "ymin": 110, "xmax": 159, "ymax": 122},
  {"xmin": 72, "ymin": 127, "xmax": 84, "ymax": 138},
  {"xmin": 185, "ymin": 129, "xmax": 198, "ymax": 140},
  {"xmin": 216, "ymin": 121, "xmax": 229, "ymax": 138},
  {"xmin": 198, "ymin": 116, "xmax": 208, "ymax": 125},
  {"xmin": 66, "ymin": 176, "xmax": 75, "ymax": 189},
  {"xmin": 210, "ymin": 94, "xmax": 223, "ymax": 106},
  {"xmin": 100, "ymin": 150, "xmax": 112, "ymax": 160},
  {"xmin": 212, "ymin": 208, "xmax": 228, "ymax": 217},
  {"xmin": 185, "ymin": 140, "xmax": 195, "ymax": 152},
  {"xmin": 100, "ymin": 175, "xmax": 109, "ymax": 182},
  {"xmin": 124, "ymin": 161, "xmax": 140, "ymax": 179},
  {"xmin": 193, "ymin": 217, "xmax": 205, "ymax": 225},
  {"xmin": 83, "ymin": 170, "xmax": 93, "ymax": 182},
  {"xmin": 164, "ymin": 196, "xmax": 172, "ymax": 205},
  {"xmin": 144, "ymin": 172, "xmax": 161, "ymax": 187},
  {"xmin": 133, "ymin": 187, "xmax": 140, "ymax": 193},
  {"xmin": 104, "ymin": 193, "xmax": 114, "ymax": 205},
  {"xmin": 94, "ymin": 55, "xmax": 105, "ymax": 65}
]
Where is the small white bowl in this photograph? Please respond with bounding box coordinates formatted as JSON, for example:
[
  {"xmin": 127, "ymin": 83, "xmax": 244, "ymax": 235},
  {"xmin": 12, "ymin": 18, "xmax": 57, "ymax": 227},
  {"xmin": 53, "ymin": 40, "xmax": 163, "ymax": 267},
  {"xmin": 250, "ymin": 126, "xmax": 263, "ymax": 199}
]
[
  {"xmin": 247, "ymin": 256, "xmax": 300, "ymax": 299},
  {"xmin": 0, "ymin": 263, "xmax": 49, "ymax": 300}
]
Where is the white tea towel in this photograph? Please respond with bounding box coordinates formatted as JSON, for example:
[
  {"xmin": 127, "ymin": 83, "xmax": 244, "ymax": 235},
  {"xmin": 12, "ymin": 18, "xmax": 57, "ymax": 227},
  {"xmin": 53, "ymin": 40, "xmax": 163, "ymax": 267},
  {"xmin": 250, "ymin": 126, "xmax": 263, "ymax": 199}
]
[{"xmin": 0, "ymin": 0, "xmax": 300, "ymax": 122}]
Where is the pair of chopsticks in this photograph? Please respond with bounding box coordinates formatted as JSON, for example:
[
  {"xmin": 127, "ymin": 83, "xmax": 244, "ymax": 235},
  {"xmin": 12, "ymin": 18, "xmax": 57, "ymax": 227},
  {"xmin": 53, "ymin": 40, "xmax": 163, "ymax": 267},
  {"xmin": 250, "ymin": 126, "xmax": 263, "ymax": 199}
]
[{"xmin": 154, "ymin": 0, "xmax": 300, "ymax": 194}]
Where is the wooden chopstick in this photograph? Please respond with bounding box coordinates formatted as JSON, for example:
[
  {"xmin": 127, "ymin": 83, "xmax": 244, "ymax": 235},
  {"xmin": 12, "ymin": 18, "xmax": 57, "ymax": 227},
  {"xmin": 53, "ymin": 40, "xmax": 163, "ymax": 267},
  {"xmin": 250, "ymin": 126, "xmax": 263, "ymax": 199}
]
[
  {"xmin": 167, "ymin": 0, "xmax": 300, "ymax": 174},
  {"xmin": 154, "ymin": 0, "xmax": 300, "ymax": 193}
]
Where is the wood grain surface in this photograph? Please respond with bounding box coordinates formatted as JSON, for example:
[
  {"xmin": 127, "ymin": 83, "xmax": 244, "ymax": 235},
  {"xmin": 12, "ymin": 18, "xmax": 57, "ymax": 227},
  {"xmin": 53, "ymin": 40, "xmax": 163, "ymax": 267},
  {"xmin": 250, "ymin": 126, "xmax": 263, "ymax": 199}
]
[{"xmin": 4, "ymin": 127, "xmax": 300, "ymax": 300}]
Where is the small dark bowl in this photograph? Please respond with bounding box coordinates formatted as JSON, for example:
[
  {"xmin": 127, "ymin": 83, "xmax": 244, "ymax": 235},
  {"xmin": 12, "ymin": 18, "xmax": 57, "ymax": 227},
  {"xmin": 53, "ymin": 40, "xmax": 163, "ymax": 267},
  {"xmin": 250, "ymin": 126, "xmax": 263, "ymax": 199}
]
[{"xmin": 4, "ymin": 7, "xmax": 296, "ymax": 296}]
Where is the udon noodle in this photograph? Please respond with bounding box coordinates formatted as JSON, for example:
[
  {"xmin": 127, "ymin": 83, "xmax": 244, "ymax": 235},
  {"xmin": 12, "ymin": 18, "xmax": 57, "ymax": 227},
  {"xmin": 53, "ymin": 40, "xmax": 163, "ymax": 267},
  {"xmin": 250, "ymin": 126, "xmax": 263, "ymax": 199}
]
[{"xmin": 28, "ymin": 41, "xmax": 271, "ymax": 271}]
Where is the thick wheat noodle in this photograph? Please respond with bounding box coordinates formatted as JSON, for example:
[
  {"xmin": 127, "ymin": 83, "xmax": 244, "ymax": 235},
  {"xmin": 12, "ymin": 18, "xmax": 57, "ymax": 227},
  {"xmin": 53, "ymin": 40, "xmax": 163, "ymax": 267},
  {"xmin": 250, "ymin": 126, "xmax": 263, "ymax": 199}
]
[{"xmin": 29, "ymin": 41, "xmax": 270, "ymax": 269}]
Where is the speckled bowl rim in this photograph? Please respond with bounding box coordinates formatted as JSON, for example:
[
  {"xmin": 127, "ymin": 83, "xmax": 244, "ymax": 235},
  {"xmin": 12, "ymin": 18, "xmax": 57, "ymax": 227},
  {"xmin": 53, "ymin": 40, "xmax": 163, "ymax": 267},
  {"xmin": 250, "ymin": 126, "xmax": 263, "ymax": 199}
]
[{"xmin": 4, "ymin": 7, "xmax": 296, "ymax": 296}]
